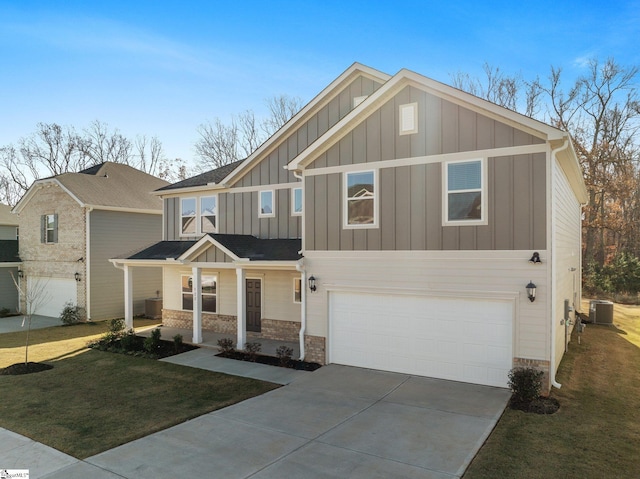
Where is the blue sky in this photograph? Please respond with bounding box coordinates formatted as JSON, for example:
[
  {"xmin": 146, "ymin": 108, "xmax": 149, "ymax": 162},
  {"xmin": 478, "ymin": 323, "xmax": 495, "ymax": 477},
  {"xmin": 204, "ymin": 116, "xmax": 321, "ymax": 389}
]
[{"xmin": 1, "ymin": 0, "xmax": 639, "ymax": 166}]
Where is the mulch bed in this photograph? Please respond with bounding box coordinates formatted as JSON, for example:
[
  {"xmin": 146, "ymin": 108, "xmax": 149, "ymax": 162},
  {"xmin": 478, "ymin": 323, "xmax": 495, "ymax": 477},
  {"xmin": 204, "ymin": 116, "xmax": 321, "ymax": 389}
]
[
  {"xmin": 509, "ymin": 396, "xmax": 560, "ymax": 414},
  {"xmin": 1, "ymin": 362, "xmax": 54, "ymax": 375},
  {"xmin": 90, "ymin": 336, "xmax": 198, "ymax": 359},
  {"xmin": 217, "ymin": 351, "xmax": 322, "ymax": 371}
]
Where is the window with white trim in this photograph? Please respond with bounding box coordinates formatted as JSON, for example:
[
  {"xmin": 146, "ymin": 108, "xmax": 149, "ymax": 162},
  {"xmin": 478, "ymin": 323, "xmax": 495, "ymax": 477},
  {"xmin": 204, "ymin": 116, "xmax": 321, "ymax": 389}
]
[
  {"xmin": 181, "ymin": 196, "xmax": 217, "ymax": 235},
  {"xmin": 41, "ymin": 214, "xmax": 58, "ymax": 244},
  {"xmin": 181, "ymin": 274, "xmax": 217, "ymax": 313},
  {"xmin": 344, "ymin": 170, "xmax": 377, "ymax": 227},
  {"xmin": 293, "ymin": 277, "xmax": 302, "ymax": 303},
  {"xmin": 259, "ymin": 190, "xmax": 275, "ymax": 217},
  {"xmin": 444, "ymin": 159, "xmax": 485, "ymax": 224},
  {"xmin": 291, "ymin": 187, "xmax": 302, "ymax": 216}
]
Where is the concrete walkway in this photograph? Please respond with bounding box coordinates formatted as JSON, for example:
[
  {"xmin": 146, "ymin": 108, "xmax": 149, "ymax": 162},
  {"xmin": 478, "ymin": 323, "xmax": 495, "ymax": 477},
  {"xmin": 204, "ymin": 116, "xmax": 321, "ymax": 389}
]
[{"xmin": 4, "ymin": 362, "xmax": 511, "ymax": 479}]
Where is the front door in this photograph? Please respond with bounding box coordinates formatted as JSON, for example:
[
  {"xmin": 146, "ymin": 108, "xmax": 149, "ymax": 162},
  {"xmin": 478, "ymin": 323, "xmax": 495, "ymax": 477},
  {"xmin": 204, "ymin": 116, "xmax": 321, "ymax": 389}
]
[{"xmin": 246, "ymin": 279, "xmax": 262, "ymax": 332}]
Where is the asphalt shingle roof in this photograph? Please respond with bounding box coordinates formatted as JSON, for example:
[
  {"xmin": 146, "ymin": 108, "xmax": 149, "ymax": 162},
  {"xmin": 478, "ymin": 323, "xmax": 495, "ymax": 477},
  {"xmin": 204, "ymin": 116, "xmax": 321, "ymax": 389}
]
[
  {"xmin": 125, "ymin": 241, "xmax": 197, "ymax": 260},
  {"xmin": 156, "ymin": 159, "xmax": 245, "ymax": 191}
]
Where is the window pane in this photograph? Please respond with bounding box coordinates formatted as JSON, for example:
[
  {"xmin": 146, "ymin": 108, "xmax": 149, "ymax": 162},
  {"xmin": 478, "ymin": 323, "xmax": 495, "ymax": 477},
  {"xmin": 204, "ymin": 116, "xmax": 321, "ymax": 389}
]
[
  {"xmin": 182, "ymin": 294, "xmax": 193, "ymax": 311},
  {"xmin": 46, "ymin": 229, "xmax": 55, "ymax": 243},
  {"xmin": 201, "ymin": 215, "xmax": 216, "ymax": 233},
  {"xmin": 348, "ymin": 198, "xmax": 374, "ymax": 224},
  {"xmin": 448, "ymin": 161, "xmax": 481, "ymax": 191},
  {"xmin": 448, "ymin": 192, "xmax": 482, "ymax": 220},
  {"xmin": 201, "ymin": 196, "xmax": 216, "ymax": 216},
  {"xmin": 201, "ymin": 276, "xmax": 216, "ymax": 294},
  {"xmin": 181, "ymin": 198, "xmax": 196, "ymax": 216},
  {"xmin": 293, "ymin": 188, "xmax": 302, "ymax": 214},
  {"xmin": 294, "ymin": 279, "xmax": 302, "ymax": 302},
  {"xmin": 182, "ymin": 276, "xmax": 192, "ymax": 293},
  {"xmin": 46, "ymin": 214, "xmax": 56, "ymax": 229},
  {"xmin": 347, "ymin": 172, "xmax": 374, "ymax": 197},
  {"xmin": 202, "ymin": 295, "xmax": 216, "ymax": 313},
  {"xmin": 182, "ymin": 217, "xmax": 196, "ymax": 234},
  {"xmin": 181, "ymin": 198, "xmax": 196, "ymax": 234},
  {"xmin": 260, "ymin": 191, "xmax": 273, "ymax": 214}
]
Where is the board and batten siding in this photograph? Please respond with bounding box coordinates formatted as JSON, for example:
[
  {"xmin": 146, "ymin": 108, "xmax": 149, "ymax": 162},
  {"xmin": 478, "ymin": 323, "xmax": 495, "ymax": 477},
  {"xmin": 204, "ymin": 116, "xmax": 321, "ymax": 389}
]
[
  {"xmin": 0, "ymin": 267, "xmax": 19, "ymax": 311},
  {"xmin": 90, "ymin": 210, "xmax": 163, "ymax": 320},
  {"xmin": 305, "ymin": 153, "xmax": 546, "ymax": 251},
  {"xmin": 304, "ymin": 250, "xmax": 548, "ymax": 362},
  {"xmin": 552, "ymin": 157, "xmax": 583, "ymax": 369}
]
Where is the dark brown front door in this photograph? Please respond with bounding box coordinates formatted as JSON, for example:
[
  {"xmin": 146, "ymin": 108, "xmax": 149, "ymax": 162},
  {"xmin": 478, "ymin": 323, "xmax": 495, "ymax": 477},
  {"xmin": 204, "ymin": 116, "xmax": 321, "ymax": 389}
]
[{"xmin": 246, "ymin": 279, "xmax": 262, "ymax": 332}]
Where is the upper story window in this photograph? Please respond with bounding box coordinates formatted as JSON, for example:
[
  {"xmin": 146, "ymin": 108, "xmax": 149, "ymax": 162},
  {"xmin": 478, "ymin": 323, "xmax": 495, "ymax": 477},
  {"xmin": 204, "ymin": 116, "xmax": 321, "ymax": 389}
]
[
  {"xmin": 344, "ymin": 170, "xmax": 377, "ymax": 228},
  {"xmin": 41, "ymin": 214, "xmax": 58, "ymax": 244},
  {"xmin": 181, "ymin": 196, "xmax": 217, "ymax": 236},
  {"xmin": 291, "ymin": 187, "xmax": 302, "ymax": 216},
  {"xmin": 444, "ymin": 159, "xmax": 486, "ymax": 225},
  {"xmin": 259, "ymin": 190, "xmax": 275, "ymax": 218},
  {"xmin": 181, "ymin": 274, "xmax": 217, "ymax": 313},
  {"xmin": 399, "ymin": 102, "xmax": 418, "ymax": 135}
]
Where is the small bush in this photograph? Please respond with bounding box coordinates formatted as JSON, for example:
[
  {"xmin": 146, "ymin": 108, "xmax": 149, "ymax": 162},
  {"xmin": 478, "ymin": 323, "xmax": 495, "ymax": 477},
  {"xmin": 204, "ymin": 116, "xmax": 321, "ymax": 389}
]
[
  {"xmin": 217, "ymin": 338, "xmax": 235, "ymax": 354},
  {"xmin": 173, "ymin": 334, "xmax": 184, "ymax": 353},
  {"xmin": 244, "ymin": 342, "xmax": 262, "ymax": 362},
  {"xmin": 59, "ymin": 302, "xmax": 82, "ymax": 325},
  {"xmin": 0, "ymin": 307, "xmax": 10, "ymax": 318},
  {"xmin": 144, "ymin": 328, "xmax": 162, "ymax": 354},
  {"xmin": 508, "ymin": 367, "xmax": 544, "ymax": 404},
  {"xmin": 120, "ymin": 329, "xmax": 138, "ymax": 352},
  {"xmin": 276, "ymin": 345, "xmax": 294, "ymax": 367},
  {"xmin": 109, "ymin": 318, "xmax": 125, "ymax": 335}
]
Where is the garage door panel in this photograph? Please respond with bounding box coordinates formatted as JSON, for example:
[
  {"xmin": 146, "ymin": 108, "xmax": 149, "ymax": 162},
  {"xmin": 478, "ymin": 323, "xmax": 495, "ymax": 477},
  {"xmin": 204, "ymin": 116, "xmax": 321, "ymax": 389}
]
[
  {"xmin": 330, "ymin": 292, "xmax": 513, "ymax": 388},
  {"xmin": 27, "ymin": 277, "xmax": 77, "ymax": 318}
]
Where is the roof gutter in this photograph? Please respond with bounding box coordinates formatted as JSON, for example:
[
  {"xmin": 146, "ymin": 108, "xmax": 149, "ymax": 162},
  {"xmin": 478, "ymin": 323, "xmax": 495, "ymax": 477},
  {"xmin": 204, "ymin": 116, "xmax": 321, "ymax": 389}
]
[{"xmin": 549, "ymin": 137, "xmax": 570, "ymax": 390}]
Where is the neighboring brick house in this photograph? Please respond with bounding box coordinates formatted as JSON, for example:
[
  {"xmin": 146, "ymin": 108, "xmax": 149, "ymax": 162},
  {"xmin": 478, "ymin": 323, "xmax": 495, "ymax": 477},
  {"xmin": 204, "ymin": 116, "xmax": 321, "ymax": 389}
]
[
  {"xmin": 0, "ymin": 204, "xmax": 20, "ymax": 312},
  {"xmin": 112, "ymin": 63, "xmax": 587, "ymax": 392},
  {"xmin": 12, "ymin": 162, "xmax": 168, "ymax": 320}
]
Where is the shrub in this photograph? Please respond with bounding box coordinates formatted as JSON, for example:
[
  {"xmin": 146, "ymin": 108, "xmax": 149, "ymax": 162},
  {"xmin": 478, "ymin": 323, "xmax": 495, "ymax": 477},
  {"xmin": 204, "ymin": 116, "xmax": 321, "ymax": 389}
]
[
  {"xmin": 275, "ymin": 345, "xmax": 294, "ymax": 367},
  {"xmin": 244, "ymin": 342, "xmax": 262, "ymax": 362},
  {"xmin": 173, "ymin": 334, "xmax": 184, "ymax": 353},
  {"xmin": 508, "ymin": 367, "xmax": 544, "ymax": 404},
  {"xmin": 59, "ymin": 302, "xmax": 82, "ymax": 325},
  {"xmin": 217, "ymin": 338, "xmax": 235, "ymax": 354},
  {"xmin": 119, "ymin": 329, "xmax": 138, "ymax": 352},
  {"xmin": 143, "ymin": 328, "xmax": 162, "ymax": 354},
  {"xmin": 0, "ymin": 307, "xmax": 10, "ymax": 318},
  {"xmin": 109, "ymin": 318, "xmax": 125, "ymax": 335}
]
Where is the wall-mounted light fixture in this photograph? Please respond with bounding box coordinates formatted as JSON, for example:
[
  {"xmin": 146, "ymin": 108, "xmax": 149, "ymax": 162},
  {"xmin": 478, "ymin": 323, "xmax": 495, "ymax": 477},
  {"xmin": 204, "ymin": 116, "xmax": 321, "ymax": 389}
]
[
  {"xmin": 526, "ymin": 281, "xmax": 537, "ymax": 302},
  {"xmin": 308, "ymin": 275, "xmax": 317, "ymax": 292},
  {"xmin": 17, "ymin": 269, "xmax": 24, "ymax": 278},
  {"xmin": 74, "ymin": 272, "xmax": 81, "ymax": 282},
  {"xmin": 529, "ymin": 252, "xmax": 542, "ymax": 264}
]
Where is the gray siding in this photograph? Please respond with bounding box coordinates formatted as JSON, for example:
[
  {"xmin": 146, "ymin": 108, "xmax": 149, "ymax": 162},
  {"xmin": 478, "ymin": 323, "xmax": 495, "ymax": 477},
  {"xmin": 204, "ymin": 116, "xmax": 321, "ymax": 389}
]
[
  {"xmin": 90, "ymin": 210, "xmax": 163, "ymax": 319},
  {"xmin": 0, "ymin": 225, "xmax": 17, "ymax": 240},
  {"xmin": 194, "ymin": 246, "xmax": 233, "ymax": 263},
  {"xmin": 0, "ymin": 267, "xmax": 18, "ymax": 311},
  {"xmin": 306, "ymin": 153, "xmax": 546, "ymax": 252}
]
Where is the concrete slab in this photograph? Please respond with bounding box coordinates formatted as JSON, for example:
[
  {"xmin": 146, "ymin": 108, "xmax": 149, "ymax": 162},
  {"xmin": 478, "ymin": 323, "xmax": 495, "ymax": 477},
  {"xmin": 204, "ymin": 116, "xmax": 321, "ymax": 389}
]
[
  {"xmin": 0, "ymin": 427, "xmax": 78, "ymax": 477},
  {"xmin": 318, "ymin": 400, "xmax": 498, "ymax": 477},
  {"xmin": 87, "ymin": 415, "xmax": 307, "ymax": 479},
  {"xmin": 288, "ymin": 364, "xmax": 409, "ymax": 400},
  {"xmin": 0, "ymin": 314, "xmax": 60, "ymax": 334},
  {"xmin": 215, "ymin": 384, "xmax": 371, "ymax": 439},
  {"xmin": 253, "ymin": 442, "xmax": 455, "ymax": 479},
  {"xmin": 42, "ymin": 461, "xmax": 124, "ymax": 478},
  {"xmin": 386, "ymin": 376, "xmax": 511, "ymax": 420}
]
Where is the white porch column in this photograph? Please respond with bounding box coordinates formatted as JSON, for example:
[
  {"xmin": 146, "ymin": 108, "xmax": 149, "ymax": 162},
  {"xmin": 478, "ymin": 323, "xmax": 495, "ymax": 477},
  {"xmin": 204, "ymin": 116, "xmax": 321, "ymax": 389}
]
[
  {"xmin": 124, "ymin": 264, "xmax": 133, "ymax": 330},
  {"xmin": 192, "ymin": 266, "xmax": 202, "ymax": 344},
  {"xmin": 236, "ymin": 267, "xmax": 246, "ymax": 350}
]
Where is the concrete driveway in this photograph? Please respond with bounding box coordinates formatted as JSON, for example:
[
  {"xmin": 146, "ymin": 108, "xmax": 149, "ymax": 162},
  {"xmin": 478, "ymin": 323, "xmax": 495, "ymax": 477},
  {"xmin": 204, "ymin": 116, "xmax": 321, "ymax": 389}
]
[
  {"xmin": 0, "ymin": 314, "xmax": 60, "ymax": 334},
  {"xmin": 35, "ymin": 364, "xmax": 509, "ymax": 479}
]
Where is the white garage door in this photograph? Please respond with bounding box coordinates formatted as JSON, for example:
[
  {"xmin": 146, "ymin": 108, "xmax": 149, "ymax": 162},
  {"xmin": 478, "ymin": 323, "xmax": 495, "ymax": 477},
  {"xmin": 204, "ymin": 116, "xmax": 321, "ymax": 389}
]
[
  {"xmin": 27, "ymin": 277, "xmax": 77, "ymax": 318},
  {"xmin": 329, "ymin": 291, "xmax": 513, "ymax": 388}
]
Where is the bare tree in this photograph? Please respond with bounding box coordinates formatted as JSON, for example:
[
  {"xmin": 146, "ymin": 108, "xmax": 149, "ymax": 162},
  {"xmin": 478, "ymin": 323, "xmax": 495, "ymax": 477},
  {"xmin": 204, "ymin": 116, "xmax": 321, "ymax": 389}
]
[
  {"xmin": 11, "ymin": 273, "xmax": 51, "ymax": 366},
  {"xmin": 79, "ymin": 120, "xmax": 132, "ymax": 164},
  {"xmin": 262, "ymin": 94, "xmax": 304, "ymax": 135},
  {"xmin": 134, "ymin": 135, "xmax": 166, "ymax": 178},
  {"xmin": 194, "ymin": 118, "xmax": 240, "ymax": 169}
]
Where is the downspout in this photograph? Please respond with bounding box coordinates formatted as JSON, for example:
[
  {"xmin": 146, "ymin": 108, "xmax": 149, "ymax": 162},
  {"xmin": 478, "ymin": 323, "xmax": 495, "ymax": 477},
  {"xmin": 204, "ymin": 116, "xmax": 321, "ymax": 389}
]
[
  {"xmin": 85, "ymin": 206, "xmax": 93, "ymax": 320},
  {"xmin": 296, "ymin": 260, "xmax": 306, "ymax": 361},
  {"xmin": 549, "ymin": 138, "xmax": 570, "ymax": 389}
]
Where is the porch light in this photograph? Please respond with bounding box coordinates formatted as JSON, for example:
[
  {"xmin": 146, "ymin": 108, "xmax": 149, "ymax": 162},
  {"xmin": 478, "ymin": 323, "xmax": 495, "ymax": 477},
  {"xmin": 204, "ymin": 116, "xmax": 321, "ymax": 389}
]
[
  {"xmin": 75, "ymin": 272, "xmax": 81, "ymax": 282},
  {"xmin": 526, "ymin": 281, "xmax": 537, "ymax": 302},
  {"xmin": 17, "ymin": 269, "xmax": 24, "ymax": 278},
  {"xmin": 529, "ymin": 252, "xmax": 542, "ymax": 264},
  {"xmin": 308, "ymin": 275, "xmax": 317, "ymax": 292}
]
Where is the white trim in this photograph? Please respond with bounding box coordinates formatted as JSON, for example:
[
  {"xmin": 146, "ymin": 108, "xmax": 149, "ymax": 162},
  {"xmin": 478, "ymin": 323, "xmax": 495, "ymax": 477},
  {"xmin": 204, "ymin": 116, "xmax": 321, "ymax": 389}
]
[
  {"xmin": 85, "ymin": 207, "xmax": 92, "ymax": 320},
  {"xmin": 399, "ymin": 102, "xmax": 418, "ymax": 135},
  {"xmin": 343, "ymin": 169, "xmax": 378, "ymax": 229},
  {"xmin": 259, "ymin": 190, "xmax": 276, "ymax": 218},
  {"xmin": 179, "ymin": 197, "xmax": 197, "ymax": 237},
  {"xmin": 443, "ymin": 158, "xmax": 488, "ymax": 226},
  {"xmin": 291, "ymin": 187, "xmax": 303, "ymax": 216},
  {"xmin": 82, "ymin": 205, "xmax": 162, "ymax": 215},
  {"xmin": 179, "ymin": 195, "xmax": 218, "ymax": 237},
  {"xmin": 0, "ymin": 262, "xmax": 21, "ymax": 268},
  {"xmin": 199, "ymin": 195, "xmax": 218, "ymax": 234},
  {"xmin": 181, "ymin": 272, "xmax": 218, "ymax": 314},
  {"xmin": 353, "ymin": 95, "xmax": 368, "ymax": 108},
  {"xmin": 303, "ymin": 143, "xmax": 547, "ymax": 177}
]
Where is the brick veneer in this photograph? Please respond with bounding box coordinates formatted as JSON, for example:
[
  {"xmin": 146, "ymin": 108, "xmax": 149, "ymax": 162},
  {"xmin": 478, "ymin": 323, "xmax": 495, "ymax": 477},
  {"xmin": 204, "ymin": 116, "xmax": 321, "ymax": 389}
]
[
  {"xmin": 261, "ymin": 318, "xmax": 300, "ymax": 342},
  {"xmin": 513, "ymin": 357, "xmax": 551, "ymax": 396},
  {"xmin": 304, "ymin": 335, "xmax": 326, "ymax": 364}
]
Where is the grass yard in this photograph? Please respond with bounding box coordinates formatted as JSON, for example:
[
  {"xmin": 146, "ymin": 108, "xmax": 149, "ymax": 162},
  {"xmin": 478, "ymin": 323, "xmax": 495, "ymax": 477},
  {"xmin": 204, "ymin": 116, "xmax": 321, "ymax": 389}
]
[
  {"xmin": 464, "ymin": 301, "xmax": 640, "ymax": 478},
  {"xmin": 0, "ymin": 321, "xmax": 279, "ymax": 459}
]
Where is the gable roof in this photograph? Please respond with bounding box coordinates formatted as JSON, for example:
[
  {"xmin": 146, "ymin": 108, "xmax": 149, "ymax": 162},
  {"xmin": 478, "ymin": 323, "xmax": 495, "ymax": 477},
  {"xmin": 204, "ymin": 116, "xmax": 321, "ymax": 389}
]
[
  {"xmin": 13, "ymin": 162, "xmax": 170, "ymax": 214},
  {"xmin": 156, "ymin": 159, "xmax": 244, "ymax": 192},
  {"xmin": 0, "ymin": 240, "xmax": 20, "ymax": 263},
  {"xmin": 0, "ymin": 204, "xmax": 17, "ymax": 226}
]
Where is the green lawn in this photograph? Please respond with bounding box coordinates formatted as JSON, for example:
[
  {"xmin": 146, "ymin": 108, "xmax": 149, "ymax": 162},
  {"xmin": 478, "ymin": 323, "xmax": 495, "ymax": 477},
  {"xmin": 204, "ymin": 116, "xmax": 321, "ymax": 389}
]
[
  {"xmin": 0, "ymin": 321, "xmax": 279, "ymax": 459},
  {"xmin": 463, "ymin": 301, "xmax": 640, "ymax": 478}
]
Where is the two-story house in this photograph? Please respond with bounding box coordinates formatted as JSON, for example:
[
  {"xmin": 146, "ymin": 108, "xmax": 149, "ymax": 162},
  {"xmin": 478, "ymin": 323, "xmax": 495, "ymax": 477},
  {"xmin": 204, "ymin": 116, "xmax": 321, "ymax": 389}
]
[
  {"xmin": 112, "ymin": 63, "xmax": 587, "ymax": 392},
  {"xmin": 13, "ymin": 162, "xmax": 169, "ymax": 320},
  {"xmin": 0, "ymin": 204, "xmax": 20, "ymax": 312}
]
